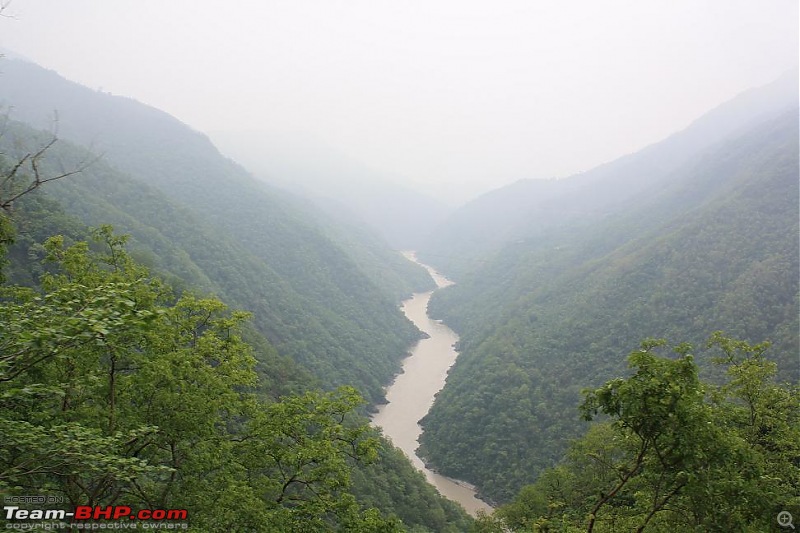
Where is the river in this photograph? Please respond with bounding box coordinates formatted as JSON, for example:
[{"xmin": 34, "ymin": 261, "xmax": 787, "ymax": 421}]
[{"xmin": 371, "ymin": 252, "xmax": 493, "ymax": 517}]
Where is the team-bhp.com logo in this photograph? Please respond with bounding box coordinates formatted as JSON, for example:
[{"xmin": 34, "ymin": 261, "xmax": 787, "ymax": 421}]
[{"xmin": 4, "ymin": 505, "xmax": 188, "ymax": 529}]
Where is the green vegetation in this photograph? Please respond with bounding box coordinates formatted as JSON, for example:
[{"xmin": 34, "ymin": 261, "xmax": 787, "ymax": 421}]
[
  {"xmin": 3, "ymin": 55, "xmax": 797, "ymax": 532},
  {"xmin": 0, "ymin": 106, "xmax": 470, "ymax": 529},
  {"xmin": 351, "ymin": 445, "xmax": 475, "ymax": 532},
  {"xmin": 418, "ymin": 111, "xmax": 799, "ymax": 503},
  {"xmin": 474, "ymin": 335, "xmax": 799, "ymax": 532},
  {"xmin": 0, "ymin": 58, "xmax": 435, "ymax": 405},
  {"xmin": 0, "ymin": 213, "xmax": 470, "ymax": 531},
  {"xmin": 0, "ymin": 224, "xmax": 390, "ymax": 530}
]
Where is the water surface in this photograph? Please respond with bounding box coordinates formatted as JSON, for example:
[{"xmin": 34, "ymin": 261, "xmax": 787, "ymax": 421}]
[{"xmin": 371, "ymin": 253, "xmax": 493, "ymax": 517}]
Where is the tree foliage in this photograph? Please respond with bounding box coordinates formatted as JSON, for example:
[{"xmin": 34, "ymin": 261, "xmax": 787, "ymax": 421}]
[
  {"xmin": 0, "ymin": 144, "xmax": 472, "ymax": 530},
  {"xmin": 418, "ymin": 111, "xmax": 799, "ymax": 503},
  {"xmin": 0, "ymin": 227, "xmax": 409, "ymax": 531},
  {"xmin": 484, "ymin": 336, "xmax": 799, "ymax": 532}
]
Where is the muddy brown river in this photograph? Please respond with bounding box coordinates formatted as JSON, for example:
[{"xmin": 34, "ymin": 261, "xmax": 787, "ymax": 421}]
[{"xmin": 371, "ymin": 253, "xmax": 493, "ymax": 517}]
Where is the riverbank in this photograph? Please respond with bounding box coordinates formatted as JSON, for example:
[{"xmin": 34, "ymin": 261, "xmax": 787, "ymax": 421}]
[{"xmin": 371, "ymin": 253, "xmax": 493, "ymax": 517}]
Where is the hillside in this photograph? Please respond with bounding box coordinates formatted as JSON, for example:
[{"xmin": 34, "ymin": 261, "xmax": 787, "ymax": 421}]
[
  {"xmin": 418, "ymin": 71, "xmax": 798, "ymax": 279},
  {"xmin": 211, "ymin": 129, "xmax": 452, "ymax": 250},
  {"xmin": 418, "ymin": 108, "xmax": 800, "ymax": 503},
  {"xmin": 0, "ymin": 65, "xmax": 471, "ymax": 530},
  {"xmin": 0, "ymin": 58, "xmax": 436, "ymax": 405},
  {"xmin": 0, "ymin": 190, "xmax": 472, "ymax": 531}
]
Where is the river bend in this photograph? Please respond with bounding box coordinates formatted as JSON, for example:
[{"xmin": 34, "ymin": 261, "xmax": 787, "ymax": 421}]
[{"xmin": 371, "ymin": 253, "xmax": 492, "ymax": 517}]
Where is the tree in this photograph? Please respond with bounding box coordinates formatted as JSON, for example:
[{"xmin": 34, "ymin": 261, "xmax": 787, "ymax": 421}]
[
  {"xmin": 0, "ymin": 123, "xmax": 94, "ymax": 283},
  {"xmin": 1, "ymin": 229, "xmax": 171, "ymax": 501},
  {"xmin": 0, "ymin": 228, "xmax": 401, "ymax": 530},
  {"xmin": 0, "ymin": 120, "xmax": 96, "ymax": 214},
  {"xmin": 489, "ymin": 335, "xmax": 799, "ymax": 532}
]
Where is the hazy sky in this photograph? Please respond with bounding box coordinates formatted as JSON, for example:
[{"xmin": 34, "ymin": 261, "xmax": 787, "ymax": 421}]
[{"xmin": 0, "ymin": 1, "xmax": 797, "ymax": 203}]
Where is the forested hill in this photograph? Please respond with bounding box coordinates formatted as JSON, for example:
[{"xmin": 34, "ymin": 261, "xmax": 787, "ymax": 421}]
[
  {"xmin": 0, "ymin": 59, "xmax": 477, "ymax": 530},
  {"xmin": 417, "ymin": 70, "xmax": 798, "ymax": 279},
  {"xmin": 418, "ymin": 106, "xmax": 799, "ymax": 503},
  {"xmin": 0, "ymin": 57, "xmax": 436, "ymax": 406},
  {"xmin": 0, "ymin": 58, "xmax": 434, "ymax": 297},
  {"xmin": 211, "ymin": 129, "xmax": 452, "ymax": 250},
  {"xmin": 0, "ymin": 167, "xmax": 473, "ymax": 533}
]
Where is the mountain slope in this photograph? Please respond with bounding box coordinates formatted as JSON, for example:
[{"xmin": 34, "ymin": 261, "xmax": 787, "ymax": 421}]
[
  {"xmin": 418, "ymin": 71, "xmax": 798, "ymax": 278},
  {"xmin": 211, "ymin": 129, "xmax": 452, "ymax": 250},
  {"xmin": 0, "ymin": 64, "xmax": 474, "ymax": 530},
  {"xmin": 1, "ymin": 179, "xmax": 473, "ymax": 532},
  {"xmin": 0, "ymin": 122, "xmax": 411, "ymax": 403},
  {"xmin": 418, "ymin": 109, "xmax": 799, "ymax": 503},
  {"xmin": 0, "ymin": 58, "xmax": 434, "ymax": 405}
]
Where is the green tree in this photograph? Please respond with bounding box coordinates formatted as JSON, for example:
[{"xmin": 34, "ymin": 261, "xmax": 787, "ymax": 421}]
[
  {"xmin": 0, "ymin": 228, "xmax": 402, "ymax": 530},
  {"xmin": 1, "ymin": 229, "xmax": 171, "ymax": 500},
  {"xmin": 579, "ymin": 340, "xmax": 715, "ymax": 532},
  {"xmin": 489, "ymin": 335, "xmax": 799, "ymax": 532}
]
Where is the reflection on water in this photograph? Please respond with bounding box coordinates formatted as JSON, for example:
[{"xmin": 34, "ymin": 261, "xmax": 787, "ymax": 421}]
[{"xmin": 371, "ymin": 252, "xmax": 493, "ymax": 517}]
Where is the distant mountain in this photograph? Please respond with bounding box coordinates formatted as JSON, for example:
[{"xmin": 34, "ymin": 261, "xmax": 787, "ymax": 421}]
[
  {"xmin": 417, "ymin": 101, "xmax": 799, "ymax": 503},
  {"xmin": 210, "ymin": 129, "xmax": 452, "ymax": 249},
  {"xmin": 418, "ymin": 71, "xmax": 799, "ymax": 278},
  {"xmin": 0, "ymin": 57, "xmax": 435, "ymax": 405}
]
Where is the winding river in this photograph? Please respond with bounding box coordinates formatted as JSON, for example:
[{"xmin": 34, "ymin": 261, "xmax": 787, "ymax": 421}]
[{"xmin": 371, "ymin": 252, "xmax": 493, "ymax": 517}]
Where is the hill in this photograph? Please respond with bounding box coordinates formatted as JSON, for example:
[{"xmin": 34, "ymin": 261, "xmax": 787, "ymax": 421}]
[
  {"xmin": 418, "ymin": 105, "xmax": 799, "ymax": 503},
  {"xmin": 0, "ymin": 59, "xmax": 471, "ymax": 530},
  {"xmin": 0, "ymin": 57, "xmax": 436, "ymax": 405},
  {"xmin": 210, "ymin": 129, "xmax": 452, "ymax": 250},
  {"xmin": 0, "ymin": 189, "xmax": 472, "ymax": 531},
  {"xmin": 418, "ymin": 71, "xmax": 798, "ymax": 279}
]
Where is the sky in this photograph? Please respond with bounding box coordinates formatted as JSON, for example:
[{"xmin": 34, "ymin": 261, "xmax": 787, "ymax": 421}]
[{"xmin": 0, "ymin": 1, "xmax": 797, "ymax": 204}]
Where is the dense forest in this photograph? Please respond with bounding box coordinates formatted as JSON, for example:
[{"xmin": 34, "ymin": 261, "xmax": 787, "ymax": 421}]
[
  {"xmin": 0, "ymin": 213, "xmax": 470, "ymax": 531},
  {"xmin": 0, "ymin": 58, "xmax": 471, "ymax": 531},
  {"xmin": 416, "ymin": 80, "xmax": 799, "ymax": 509},
  {"xmin": 0, "ymin": 58, "xmax": 438, "ymax": 406},
  {"xmin": 1, "ymin": 52, "xmax": 797, "ymax": 533},
  {"xmin": 474, "ymin": 336, "xmax": 799, "ymax": 531}
]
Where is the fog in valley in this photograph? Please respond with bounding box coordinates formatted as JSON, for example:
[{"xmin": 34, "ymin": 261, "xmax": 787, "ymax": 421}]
[{"xmin": 1, "ymin": 2, "xmax": 798, "ymax": 530}]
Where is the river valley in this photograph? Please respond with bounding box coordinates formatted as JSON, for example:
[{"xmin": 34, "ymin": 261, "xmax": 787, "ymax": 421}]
[{"xmin": 371, "ymin": 253, "xmax": 493, "ymax": 517}]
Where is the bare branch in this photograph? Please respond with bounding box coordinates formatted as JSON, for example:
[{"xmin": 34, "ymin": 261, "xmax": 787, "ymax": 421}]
[
  {"xmin": 0, "ymin": 134, "xmax": 99, "ymax": 212},
  {"xmin": 0, "ymin": 1, "xmax": 16, "ymax": 19}
]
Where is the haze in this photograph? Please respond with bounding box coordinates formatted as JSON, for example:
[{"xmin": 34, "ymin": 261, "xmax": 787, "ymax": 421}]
[{"xmin": 0, "ymin": 0, "xmax": 796, "ymax": 204}]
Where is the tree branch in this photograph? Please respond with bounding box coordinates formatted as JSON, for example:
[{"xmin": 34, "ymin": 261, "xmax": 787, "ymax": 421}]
[{"xmin": 1, "ymin": 135, "xmax": 98, "ymax": 212}]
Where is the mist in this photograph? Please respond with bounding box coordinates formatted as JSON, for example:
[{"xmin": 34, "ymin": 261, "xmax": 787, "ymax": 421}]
[
  {"xmin": 0, "ymin": 0, "xmax": 797, "ymax": 204},
  {"xmin": 0, "ymin": 1, "xmax": 798, "ymax": 528}
]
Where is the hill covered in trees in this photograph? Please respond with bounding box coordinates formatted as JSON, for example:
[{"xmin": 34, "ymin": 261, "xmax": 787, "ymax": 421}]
[
  {"xmin": 418, "ymin": 71, "xmax": 797, "ymax": 279},
  {"xmin": 2, "ymin": 52, "xmax": 797, "ymax": 532},
  {"xmin": 0, "ymin": 207, "xmax": 471, "ymax": 531},
  {"xmin": 0, "ymin": 57, "xmax": 437, "ymax": 405},
  {"xmin": 0, "ymin": 57, "xmax": 471, "ymax": 531},
  {"xmin": 417, "ymin": 83, "xmax": 799, "ymax": 505},
  {"xmin": 210, "ymin": 129, "xmax": 452, "ymax": 250},
  {"xmin": 475, "ymin": 336, "xmax": 799, "ymax": 531}
]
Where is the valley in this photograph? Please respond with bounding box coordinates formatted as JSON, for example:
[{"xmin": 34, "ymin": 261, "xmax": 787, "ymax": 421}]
[
  {"xmin": 372, "ymin": 253, "xmax": 493, "ymax": 517},
  {"xmin": 0, "ymin": 15, "xmax": 797, "ymax": 530}
]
